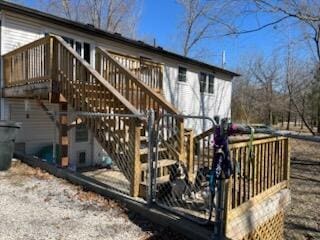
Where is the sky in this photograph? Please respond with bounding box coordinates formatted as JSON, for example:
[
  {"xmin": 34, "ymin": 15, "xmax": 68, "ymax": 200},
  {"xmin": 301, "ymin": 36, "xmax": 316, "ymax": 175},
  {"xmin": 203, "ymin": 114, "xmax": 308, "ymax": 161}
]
[
  {"xmin": 137, "ymin": 0, "xmax": 308, "ymax": 71},
  {"xmin": 19, "ymin": 0, "xmax": 312, "ymax": 72}
]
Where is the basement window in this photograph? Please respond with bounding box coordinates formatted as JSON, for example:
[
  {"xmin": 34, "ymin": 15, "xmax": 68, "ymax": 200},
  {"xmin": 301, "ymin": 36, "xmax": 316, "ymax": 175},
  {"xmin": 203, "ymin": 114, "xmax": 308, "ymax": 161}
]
[
  {"xmin": 178, "ymin": 67, "xmax": 187, "ymax": 82},
  {"xmin": 78, "ymin": 151, "xmax": 86, "ymax": 164},
  {"xmin": 75, "ymin": 123, "xmax": 88, "ymax": 142}
]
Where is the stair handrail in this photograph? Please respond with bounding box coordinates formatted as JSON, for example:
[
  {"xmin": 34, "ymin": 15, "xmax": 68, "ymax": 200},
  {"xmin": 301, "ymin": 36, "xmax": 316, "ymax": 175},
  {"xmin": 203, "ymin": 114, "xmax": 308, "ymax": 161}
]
[
  {"xmin": 95, "ymin": 47, "xmax": 179, "ymax": 115},
  {"xmin": 194, "ymin": 127, "xmax": 215, "ymax": 142},
  {"xmin": 52, "ymin": 35, "xmax": 144, "ymax": 120}
]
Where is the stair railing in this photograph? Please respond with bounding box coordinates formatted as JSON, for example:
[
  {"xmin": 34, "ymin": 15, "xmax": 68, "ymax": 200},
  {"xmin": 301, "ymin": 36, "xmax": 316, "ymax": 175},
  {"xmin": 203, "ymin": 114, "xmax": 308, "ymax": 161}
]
[
  {"xmin": 95, "ymin": 47, "xmax": 185, "ymax": 158},
  {"xmin": 52, "ymin": 35, "xmax": 145, "ymax": 196},
  {"xmin": 108, "ymin": 50, "xmax": 163, "ymax": 93}
]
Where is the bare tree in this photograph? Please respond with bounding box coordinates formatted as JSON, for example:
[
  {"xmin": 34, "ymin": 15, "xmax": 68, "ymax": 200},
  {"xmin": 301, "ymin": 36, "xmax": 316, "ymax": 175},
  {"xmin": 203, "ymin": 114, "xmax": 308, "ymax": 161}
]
[
  {"xmin": 177, "ymin": 0, "xmax": 238, "ymax": 57},
  {"xmin": 37, "ymin": 0, "xmax": 141, "ymax": 37},
  {"xmin": 223, "ymin": 0, "xmax": 320, "ymax": 134},
  {"xmin": 232, "ymin": 55, "xmax": 283, "ymax": 125}
]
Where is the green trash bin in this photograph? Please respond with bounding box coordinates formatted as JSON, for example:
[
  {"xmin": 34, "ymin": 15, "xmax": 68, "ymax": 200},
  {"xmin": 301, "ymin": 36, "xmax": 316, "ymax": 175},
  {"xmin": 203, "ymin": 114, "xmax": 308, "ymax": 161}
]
[{"xmin": 0, "ymin": 121, "xmax": 21, "ymax": 171}]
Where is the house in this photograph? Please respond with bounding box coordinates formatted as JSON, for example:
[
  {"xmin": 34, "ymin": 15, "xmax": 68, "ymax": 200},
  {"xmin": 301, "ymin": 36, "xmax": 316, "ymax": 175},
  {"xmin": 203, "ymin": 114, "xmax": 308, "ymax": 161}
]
[{"xmin": 0, "ymin": 1, "xmax": 238, "ymax": 196}]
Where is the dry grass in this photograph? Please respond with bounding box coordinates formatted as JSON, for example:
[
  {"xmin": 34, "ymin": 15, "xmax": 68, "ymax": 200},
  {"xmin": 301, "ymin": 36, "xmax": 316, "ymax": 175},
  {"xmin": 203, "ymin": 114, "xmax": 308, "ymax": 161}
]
[{"xmin": 284, "ymin": 139, "xmax": 320, "ymax": 240}]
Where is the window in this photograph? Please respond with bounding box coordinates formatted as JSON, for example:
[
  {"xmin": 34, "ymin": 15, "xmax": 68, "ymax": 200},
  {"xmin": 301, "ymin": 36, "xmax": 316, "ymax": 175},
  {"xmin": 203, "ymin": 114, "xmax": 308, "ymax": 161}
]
[
  {"xmin": 78, "ymin": 151, "xmax": 86, "ymax": 164},
  {"xmin": 84, "ymin": 42, "xmax": 91, "ymax": 63},
  {"xmin": 178, "ymin": 67, "xmax": 187, "ymax": 82},
  {"xmin": 62, "ymin": 36, "xmax": 74, "ymax": 48},
  {"xmin": 62, "ymin": 36, "xmax": 91, "ymax": 63},
  {"xmin": 75, "ymin": 124, "xmax": 88, "ymax": 142},
  {"xmin": 199, "ymin": 72, "xmax": 215, "ymax": 94},
  {"xmin": 199, "ymin": 72, "xmax": 207, "ymax": 93},
  {"xmin": 75, "ymin": 41, "xmax": 82, "ymax": 55},
  {"xmin": 208, "ymin": 74, "xmax": 214, "ymax": 93}
]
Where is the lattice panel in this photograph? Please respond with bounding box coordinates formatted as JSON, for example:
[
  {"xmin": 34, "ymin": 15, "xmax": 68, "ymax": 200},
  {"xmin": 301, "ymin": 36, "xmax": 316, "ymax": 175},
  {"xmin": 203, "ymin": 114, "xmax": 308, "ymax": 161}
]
[{"xmin": 242, "ymin": 211, "xmax": 284, "ymax": 240}]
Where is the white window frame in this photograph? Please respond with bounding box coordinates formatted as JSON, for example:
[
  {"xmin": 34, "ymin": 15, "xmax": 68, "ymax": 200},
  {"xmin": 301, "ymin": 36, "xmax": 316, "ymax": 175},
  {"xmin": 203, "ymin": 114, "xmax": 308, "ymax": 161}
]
[{"xmin": 178, "ymin": 66, "xmax": 187, "ymax": 83}]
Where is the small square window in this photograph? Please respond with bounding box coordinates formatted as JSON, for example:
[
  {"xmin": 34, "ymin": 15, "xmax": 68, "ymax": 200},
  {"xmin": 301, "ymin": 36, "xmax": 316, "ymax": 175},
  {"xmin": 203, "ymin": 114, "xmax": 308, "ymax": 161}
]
[
  {"xmin": 199, "ymin": 72, "xmax": 207, "ymax": 93},
  {"xmin": 178, "ymin": 67, "xmax": 187, "ymax": 82},
  {"xmin": 78, "ymin": 151, "xmax": 86, "ymax": 164},
  {"xmin": 75, "ymin": 123, "xmax": 88, "ymax": 142},
  {"xmin": 208, "ymin": 74, "xmax": 214, "ymax": 93}
]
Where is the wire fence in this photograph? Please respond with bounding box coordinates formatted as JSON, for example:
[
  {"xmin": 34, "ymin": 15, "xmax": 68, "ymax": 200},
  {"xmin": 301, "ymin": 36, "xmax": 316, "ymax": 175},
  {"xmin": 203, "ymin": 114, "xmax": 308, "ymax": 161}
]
[{"xmin": 152, "ymin": 115, "xmax": 217, "ymax": 225}]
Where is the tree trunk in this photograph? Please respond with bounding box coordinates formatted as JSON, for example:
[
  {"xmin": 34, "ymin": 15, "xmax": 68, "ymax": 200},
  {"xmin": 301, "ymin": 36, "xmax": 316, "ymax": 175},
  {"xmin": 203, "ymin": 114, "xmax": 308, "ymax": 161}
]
[
  {"xmin": 317, "ymin": 92, "xmax": 320, "ymax": 135},
  {"xmin": 286, "ymin": 99, "xmax": 291, "ymax": 130},
  {"xmin": 301, "ymin": 96, "xmax": 305, "ymax": 130}
]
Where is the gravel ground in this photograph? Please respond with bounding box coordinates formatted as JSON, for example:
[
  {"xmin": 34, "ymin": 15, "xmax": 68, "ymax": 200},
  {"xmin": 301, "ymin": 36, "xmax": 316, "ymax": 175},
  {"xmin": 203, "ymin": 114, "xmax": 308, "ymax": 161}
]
[{"xmin": 0, "ymin": 160, "xmax": 186, "ymax": 240}]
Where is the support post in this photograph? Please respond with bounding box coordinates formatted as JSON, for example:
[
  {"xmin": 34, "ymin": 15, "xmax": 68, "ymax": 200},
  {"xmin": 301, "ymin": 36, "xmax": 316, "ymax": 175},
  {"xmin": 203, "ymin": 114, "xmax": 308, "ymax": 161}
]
[
  {"xmin": 186, "ymin": 129, "xmax": 194, "ymax": 178},
  {"xmin": 214, "ymin": 179, "xmax": 227, "ymax": 239},
  {"xmin": 178, "ymin": 119, "xmax": 185, "ymax": 162},
  {"xmin": 147, "ymin": 109, "xmax": 155, "ymax": 205},
  {"xmin": 52, "ymin": 110, "xmax": 57, "ymax": 165},
  {"xmin": 130, "ymin": 123, "xmax": 141, "ymax": 198},
  {"xmin": 284, "ymin": 138, "xmax": 291, "ymax": 186},
  {"xmin": 222, "ymin": 179, "xmax": 231, "ymax": 239},
  {"xmin": 58, "ymin": 103, "xmax": 68, "ymax": 167},
  {"xmin": 49, "ymin": 37, "xmax": 60, "ymax": 103}
]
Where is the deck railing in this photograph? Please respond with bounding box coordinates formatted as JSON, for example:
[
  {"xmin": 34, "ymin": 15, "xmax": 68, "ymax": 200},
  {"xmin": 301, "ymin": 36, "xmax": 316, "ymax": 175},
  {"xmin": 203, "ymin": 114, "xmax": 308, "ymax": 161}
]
[
  {"xmin": 192, "ymin": 129, "xmax": 290, "ymax": 221},
  {"xmin": 3, "ymin": 36, "xmax": 52, "ymax": 87},
  {"xmin": 108, "ymin": 50, "xmax": 163, "ymax": 92},
  {"xmin": 226, "ymin": 136, "xmax": 290, "ymax": 210},
  {"xmin": 224, "ymin": 136, "xmax": 290, "ymax": 239}
]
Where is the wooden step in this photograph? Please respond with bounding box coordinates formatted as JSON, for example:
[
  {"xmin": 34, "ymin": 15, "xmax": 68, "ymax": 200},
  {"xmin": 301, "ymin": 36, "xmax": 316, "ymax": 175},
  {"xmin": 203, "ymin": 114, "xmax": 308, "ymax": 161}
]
[
  {"xmin": 140, "ymin": 175, "xmax": 170, "ymax": 186},
  {"xmin": 140, "ymin": 136, "xmax": 148, "ymax": 142},
  {"xmin": 140, "ymin": 147, "xmax": 166, "ymax": 155},
  {"xmin": 141, "ymin": 159, "xmax": 176, "ymax": 170}
]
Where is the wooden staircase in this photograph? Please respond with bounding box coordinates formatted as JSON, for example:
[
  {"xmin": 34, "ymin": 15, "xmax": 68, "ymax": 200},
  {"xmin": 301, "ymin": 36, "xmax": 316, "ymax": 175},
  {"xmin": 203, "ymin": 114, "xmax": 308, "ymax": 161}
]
[{"xmin": 3, "ymin": 35, "xmax": 186, "ymax": 198}]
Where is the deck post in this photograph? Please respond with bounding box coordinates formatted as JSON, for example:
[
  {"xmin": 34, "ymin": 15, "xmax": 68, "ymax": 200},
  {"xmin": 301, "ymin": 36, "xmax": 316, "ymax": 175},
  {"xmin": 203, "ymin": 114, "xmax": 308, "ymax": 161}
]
[
  {"xmin": 178, "ymin": 119, "xmax": 185, "ymax": 163},
  {"xmin": 58, "ymin": 102, "xmax": 68, "ymax": 167},
  {"xmin": 186, "ymin": 129, "xmax": 194, "ymax": 178},
  {"xmin": 284, "ymin": 138, "xmax": 291, "ymax": 186},
  {"xmin": 49, "ymin": 37, "xmax": 60, "ymax": 103},
  {"xmin": 130, "ymin": 123, "xmax": 141, "ymax": 197}
]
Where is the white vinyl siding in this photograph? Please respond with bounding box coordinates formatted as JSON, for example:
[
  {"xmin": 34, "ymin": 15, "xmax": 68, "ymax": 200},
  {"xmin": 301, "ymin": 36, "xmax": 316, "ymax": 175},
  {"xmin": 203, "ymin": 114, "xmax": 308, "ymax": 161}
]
[
  {"xmin": 1, "ymin": 14, "xmax": 42, "ymax": 54},
  {"xmin": 8, "ymin": 99, "xmax": 57, "ymax": 155}
]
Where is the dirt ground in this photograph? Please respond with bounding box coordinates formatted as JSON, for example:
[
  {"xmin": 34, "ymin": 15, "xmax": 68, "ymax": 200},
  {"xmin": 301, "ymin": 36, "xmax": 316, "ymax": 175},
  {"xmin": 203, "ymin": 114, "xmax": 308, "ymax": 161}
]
[
  {"xmin": 0, "ymin": 160, "xmax": 186, "ymax": 240},
  {"xmin": 284, "ymin": 139, "xmax": 320, "ymax": 240}
]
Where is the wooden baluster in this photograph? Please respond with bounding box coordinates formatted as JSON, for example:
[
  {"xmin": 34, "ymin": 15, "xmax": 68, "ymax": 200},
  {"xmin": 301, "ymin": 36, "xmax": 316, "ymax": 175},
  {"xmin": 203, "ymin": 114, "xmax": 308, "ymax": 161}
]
[{"xmin": 234, "ymin": 148, "xmax": 239, "ymax": 208}]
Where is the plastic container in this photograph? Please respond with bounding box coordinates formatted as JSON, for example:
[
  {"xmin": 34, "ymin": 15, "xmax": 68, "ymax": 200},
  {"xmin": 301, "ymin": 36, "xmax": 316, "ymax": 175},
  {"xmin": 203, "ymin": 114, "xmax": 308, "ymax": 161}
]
[{"xmin": 0, "ymin": 121, "xmax": 21, "ymax": 171}]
